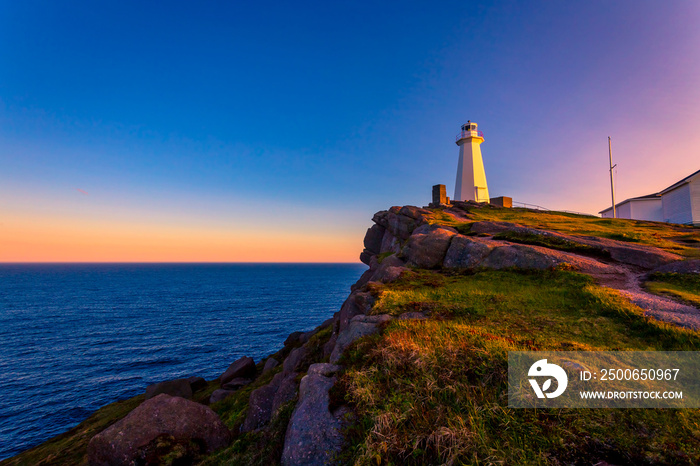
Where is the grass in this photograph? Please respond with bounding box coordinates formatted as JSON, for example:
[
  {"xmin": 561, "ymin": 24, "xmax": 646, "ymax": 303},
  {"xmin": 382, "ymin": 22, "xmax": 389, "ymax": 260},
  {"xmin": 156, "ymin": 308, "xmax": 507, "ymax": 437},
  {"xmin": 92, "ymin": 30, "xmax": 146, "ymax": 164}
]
[
  {"xmin": 644, "ymin": 272, "xmax": 700, "ymax": 308},
  {"xmin": 335, "ymin": 269, "xmax": 700, "ymax": 465},
  {"xmin": 429, "ymin": 205, "xmax": 700, "ymax": 258}
]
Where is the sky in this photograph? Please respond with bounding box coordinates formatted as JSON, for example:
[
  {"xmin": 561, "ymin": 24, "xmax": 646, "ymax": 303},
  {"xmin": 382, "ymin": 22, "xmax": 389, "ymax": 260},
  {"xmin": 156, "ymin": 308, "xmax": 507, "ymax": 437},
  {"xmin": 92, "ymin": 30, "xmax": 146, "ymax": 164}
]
[{"xmin": 1, "ymin": 0, "xmax": 699, "ymax": 262}]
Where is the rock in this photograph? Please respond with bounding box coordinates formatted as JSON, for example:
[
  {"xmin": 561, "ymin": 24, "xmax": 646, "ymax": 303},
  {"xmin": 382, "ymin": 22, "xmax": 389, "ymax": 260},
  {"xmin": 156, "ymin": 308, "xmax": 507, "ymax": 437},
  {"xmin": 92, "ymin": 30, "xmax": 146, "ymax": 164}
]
[
  {"xmin": 330, "ymin": 314, "xmax": 393, "ymax": 364},
  {"xmin": 376, "ymin": 265, "xmax": 406, "ymax": 283},
  {"xmin": 285, "ymin": 331, "xmax": 305, "ymax": 347},
  {"xmin": 222, "ymin": 378, "xmax": 252, "ymax": 390},
  {"xmin": 399, "ymin": 205, "xmax": 432, "ymax": 221},
  {"xmin": 307, "ymin": 363, "xmax": 342, "ymax": 377},
  {"xmin": 359, "ymin": 250, "xmax": 373, "ymax": 266},
  {"xmin": 387, "ymin": 212, "xmax": 420, "ymax": 240},
  {"xmin": 470, "ymin": 220, "xmax": 681, "ymax": 270},
  {"xmin": 481, "ymin": 244, "xmax": 559, "ymax": 270},
  {"xmin": 401, "ymin": 224, "xmax": 457, "ymax": 269},
  {"xmin": 88, "ymin": 394, "xmax": 231, "ymax": 466},
  {"xmin": 363, "ymin": 224, "xmax": 385, "ymax": 255},
  {"xmin": 322, "ymin": 333, "xmax": 338, "ymax": 359},
  {"xmin": 210, "ymin": 389, "xmax": 236, "ymax": 404},
  {"xmin": 652, "ymin": 259, "xmax": 700, "ymax": 275},
  {"xmin": 145, "ymin": 378, "xmax": 193, "ymax": 400},
  {"xmin": 263, "ymin": 357, "xmax": 280, "ymax": 373},
  {"xmin": 240, "ymin": 375, "xmax": 281, "ymax": 432},
  {"xmin": 283, "ymin": 347, "xmax": 308, "ymax": 374},
  {"xmin": 187, "ymin": 376, "xmax": 207, "ymax": 393},
  {"xmin": 398, "ymin": 311, "xmax": 427, "ymax": 320},
  {"xmin": 351, "ymin": 267, "xmax": 374, "ymax": 291},
  {"xmin": 220, "ymin": 356, "xmax": 256, "ymax": 386},
  {"xmin": 338, "ymin": 291, "xmax": 374, "ymax": 332},
  {"xmin": 469, "ymin": 221, "xmax": 517, "ymax": 235},
  {"xmin": 271, "ymin": 372, "xmax": 299, "ymax": 414},
  {"xmin": 282, "ymin": 371, "xmax": 345, "ymax": 466},
  {"xmin": 443, "ymin": 235, "xmax": 495, "ymax": 269},
  {"xmin": 380, "ymin": 230, "xmax": 401, "ymax": 254}
]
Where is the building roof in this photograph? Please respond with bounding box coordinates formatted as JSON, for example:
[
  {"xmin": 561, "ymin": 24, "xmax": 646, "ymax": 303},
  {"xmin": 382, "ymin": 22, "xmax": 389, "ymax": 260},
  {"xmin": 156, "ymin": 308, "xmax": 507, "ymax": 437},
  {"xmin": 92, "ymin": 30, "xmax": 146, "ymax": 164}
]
[
  {"xmin": 659, "ymin": 168, "xmax": 700, "ymax": 195},
  {"xmin": 599, "ymin": 193, "xmax": 661, "ymax": 214}
]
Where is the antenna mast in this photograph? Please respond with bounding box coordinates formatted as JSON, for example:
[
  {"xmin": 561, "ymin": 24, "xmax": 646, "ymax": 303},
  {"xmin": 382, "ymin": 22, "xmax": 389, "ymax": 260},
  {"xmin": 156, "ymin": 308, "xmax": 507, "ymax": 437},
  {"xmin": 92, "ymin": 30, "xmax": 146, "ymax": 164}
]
[{"xmin": 608, "ymin": 136, "xmax": 617, "ymax": 218}]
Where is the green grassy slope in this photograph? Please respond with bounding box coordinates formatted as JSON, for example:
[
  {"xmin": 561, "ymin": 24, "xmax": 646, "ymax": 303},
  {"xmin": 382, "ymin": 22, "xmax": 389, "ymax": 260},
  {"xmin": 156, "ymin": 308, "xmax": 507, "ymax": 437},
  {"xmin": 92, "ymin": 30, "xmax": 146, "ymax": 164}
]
[{"xmin": 336, "ymin": 269, "xmax": 700, "ymax": 465}]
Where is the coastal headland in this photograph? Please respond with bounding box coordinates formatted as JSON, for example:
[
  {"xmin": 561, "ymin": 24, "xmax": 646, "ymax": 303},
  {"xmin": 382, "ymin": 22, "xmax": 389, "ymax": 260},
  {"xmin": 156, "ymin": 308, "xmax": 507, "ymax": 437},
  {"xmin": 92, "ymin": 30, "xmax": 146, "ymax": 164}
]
[{"xmin": 4, "ymin": 201, "xmax": 700, "ymax": 465}]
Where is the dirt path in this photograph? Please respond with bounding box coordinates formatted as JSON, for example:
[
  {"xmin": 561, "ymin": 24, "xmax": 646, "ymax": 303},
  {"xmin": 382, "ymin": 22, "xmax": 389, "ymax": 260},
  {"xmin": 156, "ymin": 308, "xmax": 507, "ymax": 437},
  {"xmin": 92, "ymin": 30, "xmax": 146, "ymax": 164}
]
[{"xmin": 588, "ymin": 262, "xmax": 700, "ymax": 331}]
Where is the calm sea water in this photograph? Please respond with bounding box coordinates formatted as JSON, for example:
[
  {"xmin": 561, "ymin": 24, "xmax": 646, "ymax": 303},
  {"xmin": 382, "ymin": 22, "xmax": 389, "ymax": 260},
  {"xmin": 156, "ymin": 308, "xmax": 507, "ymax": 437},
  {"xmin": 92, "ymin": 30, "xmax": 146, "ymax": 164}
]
[{"xmin": 0, "ymin": 263, "xmax": 365, "ymax": 460}]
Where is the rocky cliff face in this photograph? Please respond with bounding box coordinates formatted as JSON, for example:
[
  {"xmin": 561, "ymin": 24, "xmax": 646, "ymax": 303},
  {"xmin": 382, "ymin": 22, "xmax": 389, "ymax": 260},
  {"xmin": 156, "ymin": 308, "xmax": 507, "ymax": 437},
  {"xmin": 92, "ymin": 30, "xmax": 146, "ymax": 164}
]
[{"xmin": 28, "ymin": 202, "xmax": 698, "ymax": 465}]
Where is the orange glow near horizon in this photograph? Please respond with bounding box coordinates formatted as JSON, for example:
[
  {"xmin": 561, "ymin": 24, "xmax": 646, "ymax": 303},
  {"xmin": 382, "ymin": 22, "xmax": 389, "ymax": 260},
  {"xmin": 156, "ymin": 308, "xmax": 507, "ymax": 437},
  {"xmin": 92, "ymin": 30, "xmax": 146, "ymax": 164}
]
[{"xmin": 0, "ymin": 213, "xmax": 362, "ymax": 263}]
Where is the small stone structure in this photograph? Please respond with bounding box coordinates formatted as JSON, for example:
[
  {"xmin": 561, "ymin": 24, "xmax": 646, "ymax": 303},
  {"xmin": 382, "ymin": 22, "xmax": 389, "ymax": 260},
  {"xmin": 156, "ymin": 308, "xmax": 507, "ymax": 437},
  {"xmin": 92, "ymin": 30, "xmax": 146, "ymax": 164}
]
[
  {"xmin": 430, "ymin": 184, "xmax": 451, "ymax": 208},
  {"xmin": 490, "ymin": 196, "xmax": 512, "ymax": 208}
]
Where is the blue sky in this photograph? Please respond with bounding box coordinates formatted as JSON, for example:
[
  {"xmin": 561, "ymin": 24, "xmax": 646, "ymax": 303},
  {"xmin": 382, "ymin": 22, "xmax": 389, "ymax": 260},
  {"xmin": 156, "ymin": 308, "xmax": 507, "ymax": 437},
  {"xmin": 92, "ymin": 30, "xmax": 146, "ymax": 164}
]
[{"xmin": 1, "ymin": 1, "xmax": 699, "ymax": 261}]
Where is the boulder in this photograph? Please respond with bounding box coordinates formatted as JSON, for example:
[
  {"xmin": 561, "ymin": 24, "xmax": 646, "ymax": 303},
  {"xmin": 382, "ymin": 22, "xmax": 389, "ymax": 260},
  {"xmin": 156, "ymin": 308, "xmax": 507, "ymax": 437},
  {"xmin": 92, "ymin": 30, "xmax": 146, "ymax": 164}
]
[
  {"xmin": 210, "ymin": 389, "xmax": 236, "ymax": 404},
  {"xmin": 283, "ymin": 347, "xmax": 308, "ymax": 374},
  {"xmin": 481, "ymin": 244, "xmax": 559, "ymax": 270},
  {"xmin": 281, "ymin": 371, "xmax": 345, "ymax": 466},
  {"xmin": 322, "ymin": 333, "xmax": 338, "ymax": 360},
  {"xmin": 401, "ymin": 224, "xmax": 457, "ymax": 269},
  {"xmin": 220, "ymin": 356, "xmax": 256, "ymax": 386},
  {"xmin": 222, "ymin": 378, "xmax": 252, "ymax": 390},
  {"xmin": 387, "ymin": 213, "xmax": 420, "ymax": 240},
  {"xmin": 443, "ymin": 235, "xmax": 495, "ymax": 269},
  {"xmin": 284, "ymin": 331, "xmax": 305, "ymax": 347},
  {"xmin": 263, "ymin": 357, "xmax": 280, "ymax": 373},
  {"xmin": 368, "ymin": 254, "xmax": 407, "ymax": 284},
  {"xmin": 399, "ymin": 205, "xmax": 432, "ymax": 221},
  {"xmin": 380, "ymin": 230, "xmax": 401, "ymax": 254},
  {"xmin": 363, "ymin": 224, "xmax": 385, "ymax": 255},
  {"xmin": 330, "ymin": 314, "xmax": 393, "ymax": 364},
  {"xmin": 240, "ymin": 375, "xmax": 281, "ymax": 432},
  {"xmin": 88, "ymin": 394, "xmax": 231, "ymax": 466},
  {"xmin": 307, "ymin": 363, "xmax": 342, "ymax": 377},
  {"xmin": 187, "ymin": 376, "xmax": 207, "ymax": 393},
  {"xmin": 359, "ymin": 250, "xmax": 374, "ymax": 266},
  {"xmin": 145, "ymin": 378, "xmax": 193, "ymax": 400},
  {"xmin": 338, "ymin": 291, "xmax": 374, "ymax": 332},
  {"xmin": 271, "ymin": 372, "xmax": 299, "ymax": 414}
]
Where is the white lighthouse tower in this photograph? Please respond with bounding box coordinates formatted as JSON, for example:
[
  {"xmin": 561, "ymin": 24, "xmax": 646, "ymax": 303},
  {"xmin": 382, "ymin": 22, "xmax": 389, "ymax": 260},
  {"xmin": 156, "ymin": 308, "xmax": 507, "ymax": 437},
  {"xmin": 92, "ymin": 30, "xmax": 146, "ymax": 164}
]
[{"xmin": 454, "ymin": 121, "xmax": 489, "ymax": 203}]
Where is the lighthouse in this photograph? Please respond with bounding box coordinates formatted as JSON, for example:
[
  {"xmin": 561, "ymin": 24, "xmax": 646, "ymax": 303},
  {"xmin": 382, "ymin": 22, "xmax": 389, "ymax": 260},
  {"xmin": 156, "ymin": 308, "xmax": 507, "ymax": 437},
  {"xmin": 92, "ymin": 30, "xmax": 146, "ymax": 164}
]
[{"xmin": 454, "ymin": 121, "xmax": 489, "ymax": 203}]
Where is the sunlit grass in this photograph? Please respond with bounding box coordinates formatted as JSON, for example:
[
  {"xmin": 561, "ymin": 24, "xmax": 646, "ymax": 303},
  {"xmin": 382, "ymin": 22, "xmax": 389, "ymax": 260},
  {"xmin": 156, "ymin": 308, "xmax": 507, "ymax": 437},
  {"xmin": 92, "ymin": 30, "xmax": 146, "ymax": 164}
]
[
  {"xmin": 338, "ymin": 269, "xmax": 700, "ymax": 465},
  {"xmin": 645, "ymin": 272, "xmax": 700, "ymax": 308}
]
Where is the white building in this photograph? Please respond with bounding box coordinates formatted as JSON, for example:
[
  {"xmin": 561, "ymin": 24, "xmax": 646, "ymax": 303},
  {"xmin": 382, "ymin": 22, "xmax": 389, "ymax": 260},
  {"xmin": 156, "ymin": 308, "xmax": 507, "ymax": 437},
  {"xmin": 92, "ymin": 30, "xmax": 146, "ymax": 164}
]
[
  {"xmin": 600, "ymin": 193, "xmax": 663, "ymax": 221},
  {"xmin": 454, "ymin": 121, "xmax": 489, "ymax": 202},
  {"xmin": 599, "ymin": 169, "xmax": 700, "ymax": 225},
  {"xmin": 660, "ymin": 169, "xmax": 700, "ymax": 225}
]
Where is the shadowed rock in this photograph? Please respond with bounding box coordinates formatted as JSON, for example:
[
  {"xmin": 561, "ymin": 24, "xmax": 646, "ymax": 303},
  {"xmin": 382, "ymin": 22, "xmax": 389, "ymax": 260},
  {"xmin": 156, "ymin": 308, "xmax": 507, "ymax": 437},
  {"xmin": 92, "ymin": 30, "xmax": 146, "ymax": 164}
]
[
  {"xmin": 220, "ymin": 356, "xmax": 256, "ymax": 386},
  {"xmin": 338, "ymin": 291, "xmax": 374, "ymax": 332},
  {"xmin": 222, "ymin": 378, "xmax": 252, "ymax": 390},
  {"xmin": 330, "ymin": 314, "xmax": 392, "ymax": 363},
  {"xmin": 88, "ymin": 394, "xmax": 231, "ymax": 466},
  {"xmin": 263, "ymin": 357, "xmax": 280, "ymax": 373},
  {"xmin": 145, "ymin": 378, "xmax": 193, "ymax": 400},
  {"xmin": 401, "ymin": 224, "xmax": 457, "ymax": 269},
  {"xmin": 210, "ymin": 389, "xmax": 235, "ymax": 404},
  {"xmin": 187, "ymin": 376, "xmax": 207, "ymax": 393},
  {"xmin": 281, "ymin": 366, "xmax": 346, "ymax": 466},
  {"xmin": 443, "ymin": 235, "xmax": 495, "ymax": 269},
  {"xmin": 283, "ymin": 347, "xmax": 308, "ymax": 374}
]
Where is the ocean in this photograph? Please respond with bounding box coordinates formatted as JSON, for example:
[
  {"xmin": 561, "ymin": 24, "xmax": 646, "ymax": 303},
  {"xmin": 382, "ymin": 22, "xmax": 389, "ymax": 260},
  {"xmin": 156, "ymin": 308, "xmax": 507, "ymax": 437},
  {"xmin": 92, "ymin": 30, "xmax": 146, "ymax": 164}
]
[{"xmin": 0, "ymin": 263, "xmax": 365, "ymax": 460}]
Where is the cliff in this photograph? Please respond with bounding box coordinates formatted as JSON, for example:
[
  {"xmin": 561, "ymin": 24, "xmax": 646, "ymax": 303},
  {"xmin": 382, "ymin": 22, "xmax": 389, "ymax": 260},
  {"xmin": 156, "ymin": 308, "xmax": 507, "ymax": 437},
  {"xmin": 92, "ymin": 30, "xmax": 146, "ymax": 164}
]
[{"xmin": 4, "ymin": 202, "xmax": 700, "ymax": 465}]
